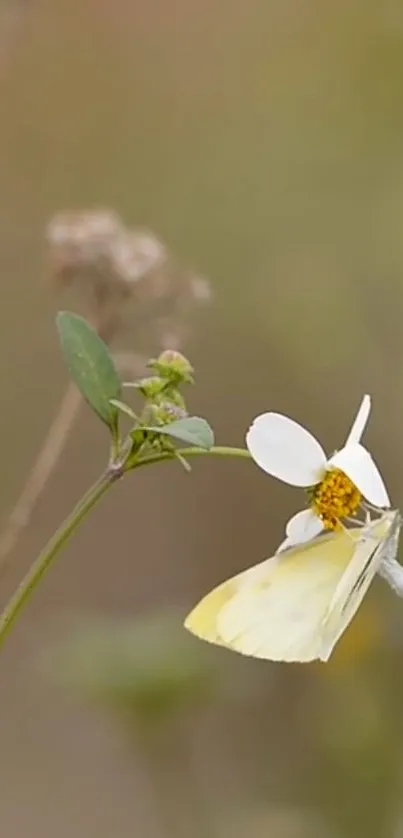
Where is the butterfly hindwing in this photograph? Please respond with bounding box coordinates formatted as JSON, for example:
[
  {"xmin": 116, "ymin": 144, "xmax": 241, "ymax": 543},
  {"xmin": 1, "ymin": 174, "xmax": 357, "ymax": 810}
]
[{"xmin": 186, "ymin": 529, "xmax": 362, "ymax": 662}]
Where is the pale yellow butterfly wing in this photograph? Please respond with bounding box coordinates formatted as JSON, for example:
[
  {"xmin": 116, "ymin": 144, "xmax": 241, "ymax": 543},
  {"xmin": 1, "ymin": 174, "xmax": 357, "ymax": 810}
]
[
  {"xmin": 320, "ymin": 511, "xmax": 399, "ymax": 660},
  {"xmin": 185, "ymin": 528, "xmax": 366, "ymax": 663},
  {"xmin": 184, "ymin": 573, "xmax": 241, "ymax": 646}
]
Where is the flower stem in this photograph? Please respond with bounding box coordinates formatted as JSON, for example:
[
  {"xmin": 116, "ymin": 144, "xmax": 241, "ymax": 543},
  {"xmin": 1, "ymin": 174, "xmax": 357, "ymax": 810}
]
[
  {"xmin": 0, "ymin": 445, "xmax": 249, "ymax": 652},
  {"xmin": 126, "ymin": 445, "xmax": 251, "ymax": 471},
  {"xmin": 0, "ymin": 469, "xmax": 118, "ymax": 650}
]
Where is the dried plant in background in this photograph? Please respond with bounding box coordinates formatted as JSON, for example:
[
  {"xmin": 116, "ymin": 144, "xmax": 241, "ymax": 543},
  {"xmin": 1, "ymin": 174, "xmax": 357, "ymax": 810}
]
[
  {"xmin": 0, "ymin": 0, "xmax": 34, "ymax": 81},
  {"xmin": 0, "ymin": 208, "xmax": 211, "ymax": 566}
]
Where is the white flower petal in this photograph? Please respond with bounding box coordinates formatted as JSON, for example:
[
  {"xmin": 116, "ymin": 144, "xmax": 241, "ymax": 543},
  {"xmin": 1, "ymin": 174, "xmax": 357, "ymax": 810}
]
[
  {"xmin": 282, "ymin": 508, "xmax": 324, "ymax": 548},
  {"xmin": 246, "ymin": 413, "xmax": 326, "ymax": 487},
  {"xmin": 345, "ymin": 394, "xmax": 371, "ymax": 446},
  {"xmin": 277, "ymin": 509, "xmax": 324, "ymax": 552},
  {"xmin": 328, "ymin": 443, "xmax": 390, "ymax": 508}
]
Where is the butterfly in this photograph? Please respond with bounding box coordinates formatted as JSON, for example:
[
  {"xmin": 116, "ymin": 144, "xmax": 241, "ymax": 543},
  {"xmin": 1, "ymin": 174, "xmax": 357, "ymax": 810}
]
[{"xmin": 184, "ymin": 510, "xmax": 401, "ymax": 663}]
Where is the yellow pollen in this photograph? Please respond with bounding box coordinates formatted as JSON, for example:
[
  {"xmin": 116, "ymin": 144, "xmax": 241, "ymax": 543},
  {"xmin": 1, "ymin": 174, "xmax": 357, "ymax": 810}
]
[{"xmin": 313, "ymin": 468, "xmax": 362, "ymax": 531}]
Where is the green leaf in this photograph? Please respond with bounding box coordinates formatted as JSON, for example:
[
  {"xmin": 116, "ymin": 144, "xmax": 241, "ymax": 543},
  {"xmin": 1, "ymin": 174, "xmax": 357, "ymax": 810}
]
[
  {"xmin": 57, "ymin": 312, "xmax": 122, "ymax": 429},
  {"xmin": 146, "ymin": 416, "xmax": 214, "ymax": 449},
  {"xmin": 109, "ymin": 399, "xmax": 139, "ymax": 421}
]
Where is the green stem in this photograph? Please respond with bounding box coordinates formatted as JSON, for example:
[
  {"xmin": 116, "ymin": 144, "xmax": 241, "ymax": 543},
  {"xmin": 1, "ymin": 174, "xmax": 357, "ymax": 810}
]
[
  {"xmin": 0, "ymin": 445, "xmax": 249, "ymax": 652},
  {"xmin": 126, "ymin": 445, "xmax": 251, "ymax": 471},
  {"xmin": 0, "ymin": 469, "xmax": 118, "ymax": 650}
]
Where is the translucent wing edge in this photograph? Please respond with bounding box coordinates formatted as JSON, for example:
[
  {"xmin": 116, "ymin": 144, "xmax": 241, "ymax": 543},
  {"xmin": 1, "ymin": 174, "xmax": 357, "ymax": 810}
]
[{"xmin": 319, "ymin": 511, "xmax": 399, "ymax": 661}]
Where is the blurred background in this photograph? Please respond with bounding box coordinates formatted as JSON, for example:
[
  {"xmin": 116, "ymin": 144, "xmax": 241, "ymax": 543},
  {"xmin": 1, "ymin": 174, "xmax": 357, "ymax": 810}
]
[{"xmin": 2, "ymin": 0, "xmax": 403, "ymax": 835}]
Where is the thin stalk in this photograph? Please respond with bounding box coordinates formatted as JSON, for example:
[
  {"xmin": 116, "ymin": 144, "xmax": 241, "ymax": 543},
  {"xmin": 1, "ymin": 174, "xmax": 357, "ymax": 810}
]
[
  {"xmin": 0, "ymin": 469, "xmax": 119, "ymax": 649},
  {"xmin": 126, "ymin": 445, "xmax": 251, "ymax": 472},
  {"xmin": 0, "ymin": 305, "xmax": 124, "ymax": 572},
  {"xmin": 0, "ymin": 445, "xmax": 249, "ymax": 652},
  {"xmin": 0, "ymin": 382, "xmax": 82, "ymax": 566}
]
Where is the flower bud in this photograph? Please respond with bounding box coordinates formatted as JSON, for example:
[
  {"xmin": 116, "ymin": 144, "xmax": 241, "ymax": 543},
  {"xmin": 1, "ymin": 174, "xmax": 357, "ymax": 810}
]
[
  {"xmin": 161, "ymin": 388, "xmax": 186, "ymax": 410},
  {"xmin": 149, "ymin": 350, "xmax": 194, "ymax": 384},
  {"xmin": 147, "ymin": 401, "xmax": 187, "ymax": 427},
  {"xmin": 136, "ymin": 375, "xmax": 166, "ymax": 399}
]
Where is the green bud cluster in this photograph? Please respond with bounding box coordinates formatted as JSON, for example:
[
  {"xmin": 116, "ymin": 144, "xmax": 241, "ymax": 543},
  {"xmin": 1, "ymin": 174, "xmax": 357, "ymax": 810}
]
[
  {"xmin": 148, "ymin": 349, "xmax": 194, "ymax": 386},
  {"xmin": 144, "ymin": 401, "xmax": 187, "ymax": 427},
  {"xmin": 138, "ymin": 350, "xmax": 193, "ymax": 422},
  {"xmin": 126, "ymin": 349, "xmax": 195, "ymax": 459}
]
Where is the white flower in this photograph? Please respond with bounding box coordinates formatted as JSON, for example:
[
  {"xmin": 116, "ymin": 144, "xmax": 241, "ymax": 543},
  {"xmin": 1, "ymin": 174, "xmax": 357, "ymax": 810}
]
[{"xmin": 246, "ymin": 395, "xmax": 390, "ymax": 550}]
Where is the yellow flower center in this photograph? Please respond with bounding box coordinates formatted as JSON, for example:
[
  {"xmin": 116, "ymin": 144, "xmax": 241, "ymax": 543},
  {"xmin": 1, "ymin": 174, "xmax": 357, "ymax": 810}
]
[{"xmin": 313, "ymin": 468, "xmax": 362, "ymax": 531}]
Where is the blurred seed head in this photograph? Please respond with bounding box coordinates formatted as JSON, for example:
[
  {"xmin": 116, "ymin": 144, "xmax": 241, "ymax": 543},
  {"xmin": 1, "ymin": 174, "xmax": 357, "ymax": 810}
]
[
  {"xmin": 46, "ymin": 207, "xmax": 211, "ymax": 353},
  {"xmin": 47, "ymin": 209, "xmax": 123, "ymax": 278},
  {"xmin": 109, "ymin": 228, "xmax": 167, "ymax": 287},
  {"xmin": 47, "ymin": 209, "xmax": 122, "ymax": 250},
  {"xmin": 189, "ymin": 275, "xmax": 211, "ymax": 303},
  {"xmin": 47, "ymin": 209, "xmax": 167, "ymax": 297}
]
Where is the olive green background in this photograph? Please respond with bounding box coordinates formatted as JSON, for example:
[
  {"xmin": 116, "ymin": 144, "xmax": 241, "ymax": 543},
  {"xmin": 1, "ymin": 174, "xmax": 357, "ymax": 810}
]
[{"xmin": 2, "ymin": 1, "xmax": 403, "ymax": 836}]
